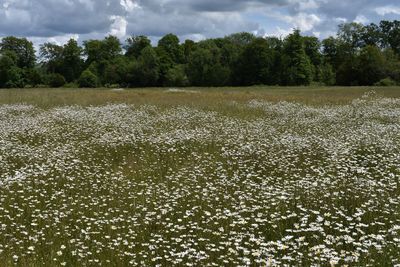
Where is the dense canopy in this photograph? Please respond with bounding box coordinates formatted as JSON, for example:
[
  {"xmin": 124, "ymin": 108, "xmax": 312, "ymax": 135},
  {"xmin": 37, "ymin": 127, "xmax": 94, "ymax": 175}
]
[{"xmin": 0, "ymin": 20, "xmax": 400, "ymax": 88}]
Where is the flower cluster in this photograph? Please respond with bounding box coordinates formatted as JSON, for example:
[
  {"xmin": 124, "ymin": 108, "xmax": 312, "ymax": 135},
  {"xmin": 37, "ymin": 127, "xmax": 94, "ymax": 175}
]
[{"xmin": 0, "ymin": 94, "xmax": 399, "ymax": 266}]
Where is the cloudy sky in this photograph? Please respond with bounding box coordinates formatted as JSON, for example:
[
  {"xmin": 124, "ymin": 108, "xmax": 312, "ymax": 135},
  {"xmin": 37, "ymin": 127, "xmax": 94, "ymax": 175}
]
[{"xmin": 0, "ymin": 0, "xmax": 400, "ymax": 45}]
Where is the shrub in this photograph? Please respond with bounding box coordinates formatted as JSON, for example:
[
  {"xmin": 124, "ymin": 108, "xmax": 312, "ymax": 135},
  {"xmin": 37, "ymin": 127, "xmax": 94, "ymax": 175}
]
[
  {"xmin": 78, "ymin": 70, "xmax": 98, "ymax": 88},
  {"xmin": 105, "ymin": 83, "xmax": 121, "ymax": 89},
  {"xmin": 63, "ymin": 82, "xmax": 79, "ymax": 88},
  {"xmin": 374, "ymin": 77, "xmax": 397, "ymax": 86},
  {"xmin": 47, "ymin": 73, "xmax": 66, "ymax": 88},
  {"xmin": 35, "ymin": 84, "xmax": 48, "ymax": 88}
]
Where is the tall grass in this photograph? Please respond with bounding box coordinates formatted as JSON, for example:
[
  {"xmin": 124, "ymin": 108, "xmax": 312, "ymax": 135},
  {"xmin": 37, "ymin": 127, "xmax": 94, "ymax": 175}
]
[{"xmin": 0, "ymin": 87, "xmax": 399, "ymax": 266}]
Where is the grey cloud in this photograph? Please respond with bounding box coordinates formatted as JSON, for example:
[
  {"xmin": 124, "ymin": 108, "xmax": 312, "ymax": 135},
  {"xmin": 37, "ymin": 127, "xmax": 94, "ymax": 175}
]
[{"xmin": 0, "ymin": 0, "xmax": 399, "ymax": 43}]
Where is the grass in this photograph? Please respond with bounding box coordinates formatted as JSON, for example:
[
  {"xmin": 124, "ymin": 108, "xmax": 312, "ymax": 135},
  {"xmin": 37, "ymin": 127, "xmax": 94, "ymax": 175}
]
[
  {"xmin": 0, "ymin": 86, "xmax": 399, "ymax": 266},
  {"xmin": 0, "ymin": 86, "xmax": 399, "ymax": 108}
]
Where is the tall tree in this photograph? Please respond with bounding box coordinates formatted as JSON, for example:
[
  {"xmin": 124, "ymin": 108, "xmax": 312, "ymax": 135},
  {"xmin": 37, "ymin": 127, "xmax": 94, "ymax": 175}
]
[
  {"xmin": 0, "ymin": 36, "xmax": 36, "ymax": 68},
  {"xmin": 356, "ymin": 45, "xmax": 386, "ymax": 85},
  {"xmin": 234, "ymin": 38, "xmax": 275, "ymax": 85},
  {"xmin": 125, "ymin": 35, "xmax": 151, "ymax": 58},
  {"xmin": 281, "ymin": 30, "xmax": 313, "ymax": 86},
  {"xmin": 158, "ymin": 34, "xmax": 184, "ymax": 64},
  {"xmin": 380, "ymin": 20, "xmax": 400, "ymax": 55},
  {"xmin": 61, "ymin": 39, "xmax": 83, "ymax": 82}
]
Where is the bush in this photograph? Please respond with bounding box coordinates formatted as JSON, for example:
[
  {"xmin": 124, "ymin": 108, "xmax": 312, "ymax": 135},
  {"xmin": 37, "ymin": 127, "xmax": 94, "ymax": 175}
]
[
  {"xmin": 105, "ymin": 83, "xmax": 121, "ymax": 89},
  {"xmin": 35, "ymin": 84, "xmax": 48, "ymax": 88},
  {"xmin": 165, "ymin": 65, "xmax": 189, "ymax": 87},
  {"xmin": 319, "ymin": 63, "xmax": 336, "ymax": 86},
  {"xmin": 47, "ymin": 73, "xmax": 66, "ymax": 88},
  {"xmin": 63, "ymin": 82, "xmax": 79, "ymax": 88},
  {"xmin": 78, "ymin": 70, "xmax": 98, "ymax": 88},
  {"xmin": 374, "ymin": 77, "xmax": 397, "ymax": 86}
]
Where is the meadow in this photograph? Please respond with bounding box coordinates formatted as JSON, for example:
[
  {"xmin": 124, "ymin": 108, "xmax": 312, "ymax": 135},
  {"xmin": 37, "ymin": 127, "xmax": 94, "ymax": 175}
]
[{"xmin": 0, "ymin": 86, "xmax": 399, "ymax": 266}]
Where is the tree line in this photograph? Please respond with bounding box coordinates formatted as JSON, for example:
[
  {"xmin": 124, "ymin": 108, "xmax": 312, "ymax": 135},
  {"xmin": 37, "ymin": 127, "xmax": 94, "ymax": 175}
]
[{"xmin": 1, "ymin": 20, "xmax": 400, "ymax": 88}]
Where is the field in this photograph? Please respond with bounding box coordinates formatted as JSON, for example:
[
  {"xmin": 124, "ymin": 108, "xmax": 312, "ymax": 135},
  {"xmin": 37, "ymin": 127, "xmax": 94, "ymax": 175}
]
[{"xmin": 0, "ymin": 87, "xmax": 399, "ymax": 266}]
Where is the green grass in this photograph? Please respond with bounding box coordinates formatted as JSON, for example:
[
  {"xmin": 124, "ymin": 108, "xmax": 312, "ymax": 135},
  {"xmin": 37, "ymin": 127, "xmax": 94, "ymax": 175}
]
[
  {"xmin": 0, "ymin": 87, "xmax": 399, "ymax": 266},
  {"xmin": 0, "ymin": 86, "xmax": 399, "ymax": 108}
]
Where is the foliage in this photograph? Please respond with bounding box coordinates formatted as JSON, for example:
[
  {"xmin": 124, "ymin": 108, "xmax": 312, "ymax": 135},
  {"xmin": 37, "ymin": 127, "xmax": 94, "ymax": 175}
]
[
  {"xmin": 125, "ymin": 35, "xmax": 151, "ymax": 58},
  {"xmin": 47, "ymin": 73, "xmax": 66, "ymax": 88},
  {"xmin": 281, "ymin": 30, "xmax": 313, "ymax": 85},
  {"xmin": 78, "ymin": 69, "xmax": 98, "ymax": 88},
  {"xmin": 374, "ymin": 77, "xmax": 397, "ymax": 86},
  {"xmin": 234, "ymin": 38, "xmax": 275, "ymax": 85},
  {"xmin": 0, "ymin": 20, "xmax": 400, "ymax": 88},
  {"xmin": 165, "ymin": 64, "xmax": 189, "ymax": 87},
  {"xmin": 0, "ymin": 36, "xmax": 36, "ymax": 68}
]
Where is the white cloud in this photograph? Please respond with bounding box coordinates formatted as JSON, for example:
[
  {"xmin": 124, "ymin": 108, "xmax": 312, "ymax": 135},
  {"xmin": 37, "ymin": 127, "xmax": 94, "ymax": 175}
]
[
  {"xmin": 109, "ymin": 16, "xmax": 127, "ymax": 38},
  {"xmin": 354, "ymin": 15, "xmax": 368, "ymax": 24},
  {"xmin": 375, "ymin": 5, "xmax": 400, "ymax": 16},
  {"xmin": 282, "ymin": 12, "xmax": 321, "ymax": 32},
  {"xmin": 120, "ymin": 0, "xmax": 140, "ymax": 12}
]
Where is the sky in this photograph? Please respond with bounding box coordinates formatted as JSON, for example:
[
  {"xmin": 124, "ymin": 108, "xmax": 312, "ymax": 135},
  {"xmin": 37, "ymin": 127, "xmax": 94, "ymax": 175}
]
[{"xmin": 0, "ymin": 0, "xmax": 400, "ymax": 46}]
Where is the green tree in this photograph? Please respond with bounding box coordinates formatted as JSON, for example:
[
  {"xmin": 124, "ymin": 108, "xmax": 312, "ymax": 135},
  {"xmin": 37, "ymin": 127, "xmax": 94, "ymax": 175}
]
[
  {"xmin": 128, "ymin": 47, "xmax": 160, "ymax": 87},
  {"xmin": 0, "ymin": 51, "xmax": 26, "ymax": 88},
  {"xmin": 125, "ymin": 35, "xmax": 151, "ymax": 58},
  {"xmin": 84, "ymin": 35, "xmax": 122, "ymax": 65},
  {"xmin": 24, "ymin": 68, "xmax": 43, "ymax": 86},
  {"xmin": 337, "ymin": 22, "xmax": 365, "ymax": 50},
  {"xmin": 380, "ymin": 20, "xmax": 400, "ymax": 54},
  {"xmin": 165, "ymin": 64, "xmax": 189, "ymax": 87},
  {"xmin": 234, "ymin": 38, "xmax": 275, "ymax": 85},
  {"xmin": 383, "ymin": 49, "xmax": 400, "ymax": 83},
  {"xmin": 187, "ymin": 44, "xmax": 230, "ymax": 86},
  {"xmin": 40, "ymin": 43, "xmax": 64, "ymax": 73},
  {"xmin": 47, "ymin": 73, "xmax": 66, "ymax": 88},
  {"xmin": 158, "ymin": 34, "xmax": 184, "ymax": 64},
  {"xmin": 78, "ymin": 69, "xmax": 98, "ymax": 88},
  {"xmin": 318, "ymin": 63, "xmax": 336, "ymax": 86},
  {"xmin": 182, "ymin": 39, "xmax": 196, "ymax": 63},
  {"xmin": 281, "ymin": 30, "xmax": 313, "ymax": 85},
  {"xmin": 61, "ymin": 39, "xmax": 83, "ymax": 82},
  {"xmin": 362, "ymin": 23, "xmax": 383, "ymax": 47},
  {"xmin": 0, "ymin": 36, "xmax": 36, "ymax": 68},
  {"xmin": 356, "ymin": 45, "xmax": 386, "ymax": 85},
  {"xmin": 225, "ymin": 32, "xmax": 256, "ymax": 47},
  {"xmin": 104, "ymin": 57, "xmax": 130, "ymax": 86}
]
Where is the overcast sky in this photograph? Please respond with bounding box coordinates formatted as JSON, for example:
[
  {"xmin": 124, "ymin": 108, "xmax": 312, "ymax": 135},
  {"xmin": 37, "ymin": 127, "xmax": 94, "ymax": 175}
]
[{"xmin": 1, "ymin": 0, "xmax": 400, "ymax": 46}]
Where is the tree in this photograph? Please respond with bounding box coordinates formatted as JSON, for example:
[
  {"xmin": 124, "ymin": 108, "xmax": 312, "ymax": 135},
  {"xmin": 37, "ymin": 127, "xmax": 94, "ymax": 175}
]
[
  {"xmin": 337, "ymin": 22, "xmax": 365, "ymax": 50},
  {"xmin": 234, "ymin": 38, "xmax": 275, "ymax": 85},
  {"xmin": 128, "ymin": 47, "xmax": 160, "ymax": 87},
  {"xmin": 356, "ymin": 45, "xmax": 386, "ymax": 85},
  {"xmin": 125, "ymin": 35, "xmax": 151, "ymax": 58},
  {"xmin": 104, "ymin": 57, "xmax": 130, "ymax": 86},
  {"xmin": 78, "ymin": 69, "xmax": 98, "ymax": 88},
  {"xmin": 0, "ymin": 51, "xmax": 25, "ymax": 88},
  {"xmin": 362, "ymin": 23, "xmax": 383, "ymax": 47},
  {"xmin": 165, "ymin": 64, "xmax": 189, "ymax": 87},
  {"xmin": 318, "ymin": 63, "xmax": 336, "ymax": 86},
  {"xmin": 281, "ymin": 30, "xmax": 313, "ymax": 86},
  {"xmin": 380, "ymin": 20, "xmax": 400, "ymax": 55},
  {"xmin": 225, "ymin": 32, "xmax": 256, "ymax": 47},
  {"xmin": 187, "ymin": 44, "xmax": 230, "ymax": 86},
  {"xmin": 61, "ymin": 39, "xmax": 83, "ymax": 82},
  {"xmin": 47, "ymin": 73, "xmax": 66, "ymax": 88},
  {"xmin": 84, "ymin": 35, "xmax": 122, "ymax": 65},
  {"xmin": 383, "ymin": 49, "xmax": 400, "ymax": 83},
  {"xmin": 40, "ymin": 43, "xmax": 64, "ymax": 74},
  {"xmin": 24, "ymin": 68, "xmax": 43, "ymax": 86},
  {"xmin": 303, "ymin": 36, "xmax": 321, "ymax": 66},
  {"xmin": 158, "ymin": 34, "xmax": 184, "ymax": 64},
  {"xmin": 0, "ymin": 36, "xmax": 36, "ymax": 68}
]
